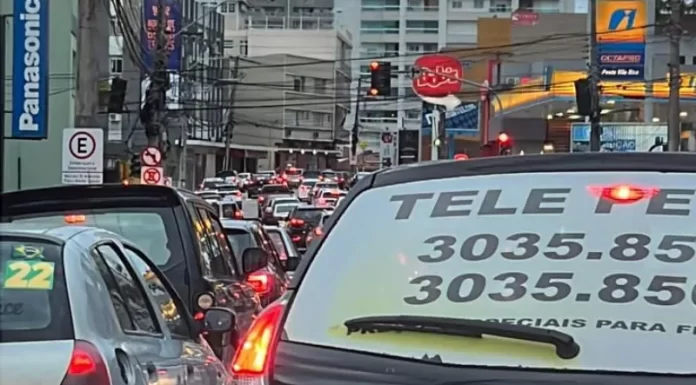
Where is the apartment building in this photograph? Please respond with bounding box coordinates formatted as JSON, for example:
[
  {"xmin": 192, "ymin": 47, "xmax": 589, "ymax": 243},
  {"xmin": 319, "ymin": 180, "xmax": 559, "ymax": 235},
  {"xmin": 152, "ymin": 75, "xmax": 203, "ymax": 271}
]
[
  {"xmin": 214, "ymin": 0, "xmax": 353, "ymax": 170},
  {"xmin": 339, "ymin": 0, "xmax": 580, "ymax": 152}
]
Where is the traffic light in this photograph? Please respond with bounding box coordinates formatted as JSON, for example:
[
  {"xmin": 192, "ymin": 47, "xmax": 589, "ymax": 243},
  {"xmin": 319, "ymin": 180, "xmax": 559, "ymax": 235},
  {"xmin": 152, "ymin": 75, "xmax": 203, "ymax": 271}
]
[
  {"xmin": 497, "ymin": 132, "xmax": 512, "ymax": 155},
  {"xmin": 129, "ymin": 154, "xmax": 141, "ymax": 178},
  {"xmin": 368, "ymin": 61, "xmax": 392, "ymax": 96}
]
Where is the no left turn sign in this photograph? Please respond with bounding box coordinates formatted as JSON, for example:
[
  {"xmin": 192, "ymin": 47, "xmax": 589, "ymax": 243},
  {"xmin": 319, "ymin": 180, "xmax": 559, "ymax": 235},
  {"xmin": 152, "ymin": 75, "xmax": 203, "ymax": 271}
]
[{"xmin": 141, "ymin": 147, "xmax": 162, "ymax": 166}]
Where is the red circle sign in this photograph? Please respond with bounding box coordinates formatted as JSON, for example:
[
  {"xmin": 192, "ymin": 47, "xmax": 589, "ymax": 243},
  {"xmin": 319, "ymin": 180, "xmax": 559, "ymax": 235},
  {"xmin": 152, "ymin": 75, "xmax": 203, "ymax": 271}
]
[
  {"xmin": 143, "ymin": 168, "xmax": 161, "ymax": 184},
  {"xmin": 69, "ymin": 131, "xmax": 96, "ymax": 160},
  {"xmin": 454, "ymin": 153, "xmax": 469, "ymax": 160},
  {"xmin": 413, "ymin": 54, "xmax": 463, "ymax": 98}
]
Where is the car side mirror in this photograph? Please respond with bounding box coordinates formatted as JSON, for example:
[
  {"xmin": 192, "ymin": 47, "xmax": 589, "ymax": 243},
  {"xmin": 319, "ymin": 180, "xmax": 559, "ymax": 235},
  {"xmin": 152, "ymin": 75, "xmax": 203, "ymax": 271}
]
[
  {"xmin": 283, "ymin": 257, "xmax": 301, "ymax": 272},
  {"xmin": 242, "ymin": 247, "xmax": 269, "ymax": 274},
  {"xmin": 203, "ymin": 307, "xmax": 236, "ymax": 333}
]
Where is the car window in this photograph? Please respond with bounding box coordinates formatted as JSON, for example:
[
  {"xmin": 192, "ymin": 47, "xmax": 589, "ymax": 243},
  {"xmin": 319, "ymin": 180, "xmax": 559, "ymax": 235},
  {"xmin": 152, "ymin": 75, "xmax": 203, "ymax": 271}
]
[
  {"xmin": 300, "ymin": 180, "xmax": 316, "ymax": 188},
  {"xmin": 285, "ymin": 172, "xmax": 696, "ymax": 375},
  {"xmin": 208, "ymin": 216, "xmax": 240, "ymax": 276},
  {"xmin": 274, "ymin": 204, "xmax": 297, "ymax": 216},
  {"xmin": 94, "ymin": 244, "xmax": 160, "ymax": 334},
  {"xmin": 187, "ymin": 204, "xmax": 215, "ymax": 277},
  {"xmin": 0, "ymin": 239, "xmax": 73, "ymax": 343},
  {"xmin": 254, "ymin": 227, "xmax": 285, "ymax": 271},
  {"xmin": 9, "ymin": 209, "xmax": 177, "ymax": 267},
  {"xmin": 224, "ymin": 228, "xmax": 255, "ymax": 262},
  {"xmin": 320, "ymin": 171, "xmax": 337, "ymax": 178},
  {"xmin": 316, "ymin": 183, "xmax": 338, "ymax": 190},
  {"xmin": 123, "ymin": 246, "xmax": 191, "ymax": 338},
  {"xmin": 291, "ymin": 209, "xmax": 323, "ymax": 225},
  {"xmin": 261, "ymin": 185, "xmax": 291, "ymax": 194},
  {"xmin": 266, "ymin": 231, "xmax": 288, "ymax": 261},
  {"xmin": 220, "ymin": 202, "xmax": 239, "ymax": 219},
  {"xmin": 195, "ymin": 208, "xmax": 232, "ymax": 277}
]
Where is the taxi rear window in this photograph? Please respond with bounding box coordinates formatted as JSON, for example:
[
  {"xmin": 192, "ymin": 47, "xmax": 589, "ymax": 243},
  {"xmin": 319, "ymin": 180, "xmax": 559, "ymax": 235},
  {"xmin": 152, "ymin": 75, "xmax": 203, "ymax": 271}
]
[
  {"xmin": 0, "ymin": 239, "xmax": 73, "ymax": 342},
  {"xmin": 284, "ymin": 171, "xmax": 696, "ymax": 375}
]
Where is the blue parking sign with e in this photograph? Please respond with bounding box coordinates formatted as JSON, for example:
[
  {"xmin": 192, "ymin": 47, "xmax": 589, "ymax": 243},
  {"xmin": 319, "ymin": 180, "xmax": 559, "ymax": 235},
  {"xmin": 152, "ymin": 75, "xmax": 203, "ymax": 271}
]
[{"xmin": 12, "ymin": 0, "xmax": 50, "ymax": 139}]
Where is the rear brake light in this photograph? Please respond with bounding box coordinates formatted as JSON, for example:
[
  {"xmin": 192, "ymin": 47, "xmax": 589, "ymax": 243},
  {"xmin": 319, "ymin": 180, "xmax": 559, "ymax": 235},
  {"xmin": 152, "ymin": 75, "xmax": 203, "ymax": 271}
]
[
  {"xmin": 588, "ymin": 185, "xmax": 658, "ymax": 204},
  {"xmin": 234, "ymin": 211, "xmax": 244, "ymax": 219},
  {"xmin": 232, "ymin": 303, "xmax": 285, "ymax": 377},
  {"xmin": 247, "ymin": 272, "xmax": 273, "ymax": 294},
  {"xmin": 62, "ymin": 340, "xmax": 110, "ymax": 385},
  {"xmin": 314, "ymin": 227, "xmax": 323, "ymax": 236},
  {"xmin": 258, "ymin": 196, "xmax": 265, "ymax": 202},
  {"xmin": 290, "ymin": 218, "xmax": 304, "ymax": 227}
]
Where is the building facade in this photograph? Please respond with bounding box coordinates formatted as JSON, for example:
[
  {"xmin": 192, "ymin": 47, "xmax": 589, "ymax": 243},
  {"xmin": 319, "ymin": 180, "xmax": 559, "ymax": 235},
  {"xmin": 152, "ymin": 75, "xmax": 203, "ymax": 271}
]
[
  {"xmin": 1, "ymin": 0, "xmax": 105, "ymax": 191},
  {"xmin": 188, "ymin": 0, "xmax": 352, "ymax": 171}
]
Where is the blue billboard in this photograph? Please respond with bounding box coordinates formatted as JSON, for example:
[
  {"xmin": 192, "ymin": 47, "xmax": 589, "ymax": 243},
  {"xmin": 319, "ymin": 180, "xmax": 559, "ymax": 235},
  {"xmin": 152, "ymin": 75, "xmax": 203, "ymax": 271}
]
[
  {"xmin": 12, "ymin": 0, "xmax": 49, "ymax": 139},
  {"xmin": 142, "ymin": 0, "xmax": 182, "ymax": 72},
  {"xmin": 421, "ymin": 102, "xmax": 479, "ymax": 138},
  {"xmin": 598, "ymin": 42, "xmax": 645, "ymax": 80}
]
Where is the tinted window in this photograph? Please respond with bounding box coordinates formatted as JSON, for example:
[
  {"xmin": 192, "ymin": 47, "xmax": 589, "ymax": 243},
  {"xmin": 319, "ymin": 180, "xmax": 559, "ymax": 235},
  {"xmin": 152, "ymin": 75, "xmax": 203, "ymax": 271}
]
[
  {"xmin": 285, "ymin": 171, "xmax": 696, "ymax": 375},
  {"xmin": 261, "ymin": 185, "xmax": 291, "ymax": 194},
  {"xmin": 202, "ymin": 181, "xmax": 220, "ymax": 189},
  {"xmin": 91, "ymin": 249, "xmax": 135, "ymax": 331},
  {"xmin": 0, "ymin": 239, "xmax": 73, "ymax": 343},
  {"xmin": 9, "ymin": 209, "xmax": 177, "ymax": 266},
  {"xmin": 124, "ymin": 247, "xmax": 191, "ymax": 338},
  {"xmin": 291, "ymin": 209, "xmax": 324, "ymax": 225},
  {"xmin": 195, "ymin": 208, "xmax": 232, "ymax": 277},
  {"xmin": 266, "ymin": 231, "xmax": 288, "ymax": 260},
  {"xmin": 316, "ymin": 183, "xmax": 338, "ymax": 190},
  {"xmin": 218, "ymin": 185, "xmax": 238, "ymax": 193},
  {"xmin": 274, "ymin": 204, "xmax": 297, "ymax": 215},
  {"xmin": 225, "ymin": 228, "xmax": 255, "ymax": 258},
  {"xmin": 302, "ymin": 170, "xmax": 320, "ymax": 179},
  {"xmin": 286, "ymin": 169, "xmax": 302, "ymax": 176},
  {"xmin": 220, "ymin": 202, "xmax": 239, "ymax": 219},
  {"xmin": 320, "ymin": 171, "xmax": 337, "ymax": 178},
  {"xmin": 301, "ymin": 180, "xmax": 317, "ymax": 188},
  {"xmin": 208, "ymin": 217, "xmax": 239, "ymax": 275},
  {"xmin": 95, "ymin": 245, "xmax": 159, "ymax": 334}
]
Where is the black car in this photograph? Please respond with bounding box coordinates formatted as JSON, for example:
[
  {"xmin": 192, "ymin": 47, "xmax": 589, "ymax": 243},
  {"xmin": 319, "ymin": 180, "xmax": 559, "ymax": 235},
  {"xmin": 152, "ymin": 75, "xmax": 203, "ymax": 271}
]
[
  {"xmin": 0, "ymin": 184, "xmax": 263, "ymax": 364},
  {"xmin": 285, "ymin": 205, "xmax": 333, "ymax": 251},
  {"xmin": 221, "ymin": 219, "xmax": 296, "ymax": 307}
]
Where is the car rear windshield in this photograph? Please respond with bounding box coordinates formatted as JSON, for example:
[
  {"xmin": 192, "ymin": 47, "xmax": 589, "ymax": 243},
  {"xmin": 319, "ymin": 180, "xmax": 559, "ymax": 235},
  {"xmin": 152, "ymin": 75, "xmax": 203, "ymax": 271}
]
[
  {"xmin": 275, "ymin": 204, "xmax": 297, "ymax": 215},
  {"xmin": 284, "ymin": 171, "xmax": 696, "ymax": 375},
  {"xmin": 316, "ymin": 183, "xmax": 338, "ymax": 190},
  {"xmin": 8, "ymin": 208, "xmax": 180, "ymax": 267},
  {"xmin": 291, "ymin": 209, "xmax": 324, "ymax": 225},
  {"xmin": 225, "ymin": 228, "xmax": 255, "ymax": 257},
  {"xmin": 301, "ymin": 180, "xmax": 316, "ymax": 187},
  {"xmin": 202, "ymin": 181, "xmax": 220, "ymax": 189},
  {"xmin": 218, "ymin": 185, "xmax": 238, "ymax": 193},
  {"xmin": 286, "ymin": 169, "xmax": 302, "ymax": 176},
  {"xmin": 321, "ymin": 171, "xmax": 337, "ymax": 178},
  {"xmin": 302, "ymin": 171, "xmax": 320, "ymax": 179},
  {"xmin": 0, "ymin": 238, "xmax": 73, "ymax": 343},
  {"xmin": 216, "ymin": 202, "xmax": 240, "ymax": 219},
  {"xmin": 262, "ymin": 185, "xmax": 290, "ymax": 194}
]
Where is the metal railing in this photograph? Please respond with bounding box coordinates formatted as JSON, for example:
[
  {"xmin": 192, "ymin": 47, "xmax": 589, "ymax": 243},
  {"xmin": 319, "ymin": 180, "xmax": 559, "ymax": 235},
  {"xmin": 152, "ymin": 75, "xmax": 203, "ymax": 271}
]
[
  {"xmin": 361, "ymin": 5, "xmax": 400, "ymax": 11},
  {"xmin": 360, "ymin": 27, "xmax": 400, "ymax": 34},
  {"xmin": 246, "ymin": 15, "xmax": 336, "ymax": 31}
]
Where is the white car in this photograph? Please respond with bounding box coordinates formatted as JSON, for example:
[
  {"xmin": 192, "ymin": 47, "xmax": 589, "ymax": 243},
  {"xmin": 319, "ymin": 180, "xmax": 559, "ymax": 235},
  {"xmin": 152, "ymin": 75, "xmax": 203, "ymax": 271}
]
[
  {"xmin": 314, "ymin": 189, "xmax": 347, "ymax": 206},
  {"xmin": 297, "ymin": 178, "xmax": 317, "ymax": 202},
  {"xmin": 311, "ymin": 181, "xmax": 339, "ymax": 200},
  {"xmin": 199, "ymin": 177, "xmax": 223, "ymax": 190}
]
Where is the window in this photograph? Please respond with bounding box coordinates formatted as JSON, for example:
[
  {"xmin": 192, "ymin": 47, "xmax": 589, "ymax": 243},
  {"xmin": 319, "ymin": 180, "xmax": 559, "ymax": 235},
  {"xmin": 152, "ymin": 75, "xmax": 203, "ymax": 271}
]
[
  {"xmin": 293, "ymin": 77, "xmax": 306, "ymax": 92},
  {"xmin": 195, "ymin": 208, "xmax": 233, "ymax": 277},
  {"xmin": 93, "ymin": 244, "xmax": 160, "ymax": 334},
  {"xmin": 110, "ymin": 57, "xmax": 123, "ymax": 75},
  {"xmin": 451, "ymin": 0, "xmax": 463, "ymax": 8},
  {"xmin": 474, "ymin": 0, "xmax": 484, "ymax": 8},
  {"xmin": 240, "ymin": 40, "xmax": 248, "ymax": 56},
  {"xmin": 314, "ymin": 78, "xmax": 327, "ymax": 94},
  {"xmin": 124, "ymin": 246, "xmax": 191, "ymax": 338},
  {"xmin": 208, "ymin": 215, "xmax": 240, "ymax": 275}
]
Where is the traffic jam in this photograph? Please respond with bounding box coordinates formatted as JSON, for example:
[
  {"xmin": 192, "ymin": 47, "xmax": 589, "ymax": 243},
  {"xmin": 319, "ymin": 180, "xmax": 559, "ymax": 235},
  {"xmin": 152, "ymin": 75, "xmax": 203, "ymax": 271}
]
[{"xmin": 1, "ymin": 154, "xmax": 695, "ymax": 385}]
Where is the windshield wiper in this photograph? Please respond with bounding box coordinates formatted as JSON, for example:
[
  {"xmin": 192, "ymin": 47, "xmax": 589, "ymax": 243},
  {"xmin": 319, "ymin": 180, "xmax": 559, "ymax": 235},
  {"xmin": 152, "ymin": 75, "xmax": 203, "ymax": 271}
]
[{"xmin": 344, "ymin": 315, "xmax": 580, "ymax": 360}]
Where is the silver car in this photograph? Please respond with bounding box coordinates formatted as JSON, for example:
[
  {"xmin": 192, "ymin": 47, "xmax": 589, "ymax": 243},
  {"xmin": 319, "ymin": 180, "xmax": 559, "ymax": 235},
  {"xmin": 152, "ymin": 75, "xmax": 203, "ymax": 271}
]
[{"xmin": 0, "ymin": 225, "xmax": 234, "ymax": 385}]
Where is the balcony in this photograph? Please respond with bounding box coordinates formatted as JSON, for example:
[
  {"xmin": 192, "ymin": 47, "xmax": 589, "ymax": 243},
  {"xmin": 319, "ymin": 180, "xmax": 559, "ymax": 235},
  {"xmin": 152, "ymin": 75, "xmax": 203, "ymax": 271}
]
[
  {"xmin": 361, "ymin": 5, "xmax": 400, "ymax": 11},
  {"xmin": 246, "ymin": 15, "xmax": 336, "ymax": 30}
]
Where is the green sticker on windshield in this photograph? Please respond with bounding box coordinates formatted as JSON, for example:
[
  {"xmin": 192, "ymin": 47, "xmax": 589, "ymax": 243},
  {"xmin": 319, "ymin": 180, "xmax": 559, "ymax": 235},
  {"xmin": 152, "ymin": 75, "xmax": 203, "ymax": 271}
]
[
  {"xmin": 2, "ymin": 260, "xmax": 55, "ymax": 290},
  {"xmin": 11, "ymin": 244, "xmax": 45, "ymax": 259}
]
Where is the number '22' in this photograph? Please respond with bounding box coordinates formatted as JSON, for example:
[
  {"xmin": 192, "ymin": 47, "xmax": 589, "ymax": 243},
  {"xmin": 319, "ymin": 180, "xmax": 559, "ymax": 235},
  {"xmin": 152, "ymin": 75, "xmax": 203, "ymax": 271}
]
[{"xmin": 3, "ymin": 261, "xmax": 55, "ymax": 290}]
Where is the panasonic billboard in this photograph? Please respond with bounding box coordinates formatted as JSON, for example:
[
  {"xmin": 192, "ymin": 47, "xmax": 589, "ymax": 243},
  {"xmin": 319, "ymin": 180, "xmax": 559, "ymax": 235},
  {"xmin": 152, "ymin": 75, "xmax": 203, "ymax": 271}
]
[{"xmin": 12, "ymin": 0, "xmax": 49, "ymax": 139}]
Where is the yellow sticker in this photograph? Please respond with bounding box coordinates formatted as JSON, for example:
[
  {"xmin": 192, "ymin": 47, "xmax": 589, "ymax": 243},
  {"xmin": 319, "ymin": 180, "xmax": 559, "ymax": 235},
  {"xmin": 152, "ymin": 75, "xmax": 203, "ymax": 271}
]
[{"xmin": 2, "ymin": 260, "xmax": 55, "ymax": 290}]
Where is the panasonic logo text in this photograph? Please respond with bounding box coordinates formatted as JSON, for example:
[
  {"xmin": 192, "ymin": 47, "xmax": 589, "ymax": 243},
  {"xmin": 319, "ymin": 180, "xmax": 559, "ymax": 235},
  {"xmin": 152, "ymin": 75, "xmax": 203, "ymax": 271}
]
[{"xmin": 17, "ymin": 0, "xmax": 42, "ymax": 133}]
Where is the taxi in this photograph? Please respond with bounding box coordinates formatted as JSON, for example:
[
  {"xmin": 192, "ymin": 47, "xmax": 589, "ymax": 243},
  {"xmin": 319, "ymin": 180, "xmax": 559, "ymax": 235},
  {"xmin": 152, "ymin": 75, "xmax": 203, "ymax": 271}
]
[{"xmin": 228, "ymin": 152, "xmax": 696, "ymax": 385}]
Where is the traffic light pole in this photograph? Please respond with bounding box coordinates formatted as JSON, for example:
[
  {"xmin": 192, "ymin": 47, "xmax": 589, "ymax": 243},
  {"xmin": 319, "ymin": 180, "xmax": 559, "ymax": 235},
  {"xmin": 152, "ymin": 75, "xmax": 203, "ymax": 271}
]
[{"xmin": 350, "ymin": 76, "xmax": 362, "ymax": 168}]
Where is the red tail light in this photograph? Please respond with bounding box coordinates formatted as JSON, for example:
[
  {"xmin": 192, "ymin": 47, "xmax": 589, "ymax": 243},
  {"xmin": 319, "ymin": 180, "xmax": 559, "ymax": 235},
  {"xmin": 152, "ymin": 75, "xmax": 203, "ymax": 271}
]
[
  {"xmin": 319, "ymin": 176, "xmax": 324, "ymax": 181},
  {"xmin": 236, "ymin": 191, "xmax": 242, "ymax": 197},
  {"xmin": 61, "ymin": 340, "xmax": 110, "ymax": 385},
  {"xmin": 231, "ymin": 303, "xmax": 285, "ymax": 378},
  {"xmin": 258, "ymin": 196, "xmax": 265, "ymax": 202},
  {"xmin": 289, "ymin": 218, "xmax": 304, "ymax": 227},
  {"xmin": 314, "ymin": 226, "xmax": 324, "ymax": 236},
  {"xmin": 234, "ymin": 210, "xmax": 244, "ymax": 219},
  {"xmin": 588, "ymin": 185, "xmax": 658, "ymax": 204},
  {"xmin": 247, "ymin": 272, "xmax": 273, "ymax": 294}
]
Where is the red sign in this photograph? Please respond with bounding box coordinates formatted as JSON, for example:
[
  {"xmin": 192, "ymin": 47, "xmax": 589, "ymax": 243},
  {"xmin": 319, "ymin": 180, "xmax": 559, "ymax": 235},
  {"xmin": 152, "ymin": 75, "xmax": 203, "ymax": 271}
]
[
  {"xmin": 453, "ymin": 153, "xmax": 469, "ymax": 160},
  {"xmin": 413, "ymin": 54, "xmax": 463, "ymax": 97},
  {"xmin": 512, "ymin": 10, "xmax": 539, "ymax": 26}
]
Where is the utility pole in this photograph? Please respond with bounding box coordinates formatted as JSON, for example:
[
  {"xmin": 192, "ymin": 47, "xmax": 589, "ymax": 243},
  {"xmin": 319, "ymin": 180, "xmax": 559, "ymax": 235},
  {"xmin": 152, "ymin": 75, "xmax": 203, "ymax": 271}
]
[
  {"xmin": 350, "ymin": 77, "xmax": 362, "ymax": 168},
  {"xmin": 588, "ymin": 0, "xmax": 602, "ymax": 151},
  {"xmin": 75, "ymin": 0, "xmax": 100, "ymax": 127},
  {"xmin": 667, "ymin": 0, "xmax": 682, "ymax": 151},
  {"xmin": 224, "ymin": 56, "xmax": 240, "ymax": 170},
  {"xmin": 145, "ymin": 0, "xmax": 170, "ymax": 149}
]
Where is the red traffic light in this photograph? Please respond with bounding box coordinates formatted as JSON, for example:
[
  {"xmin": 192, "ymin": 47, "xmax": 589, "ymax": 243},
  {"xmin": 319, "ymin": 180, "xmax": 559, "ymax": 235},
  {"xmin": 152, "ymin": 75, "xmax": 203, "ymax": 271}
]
[
  {"xmin": 369, "ymin": 61, "xmax": 380, "ymax": 71},
  {"xmin": 497, "ymin": 133, "xmax": 510, "ymax": 143},
  {"xmin": 368, "ymin": 88, "xmax": 379, "ymax": 96}
]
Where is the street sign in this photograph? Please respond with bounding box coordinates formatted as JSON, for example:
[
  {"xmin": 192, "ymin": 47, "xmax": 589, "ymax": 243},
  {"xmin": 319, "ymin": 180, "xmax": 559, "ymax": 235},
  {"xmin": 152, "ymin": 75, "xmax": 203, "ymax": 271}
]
[
  {"xmin": 141, "ymin": 166, "xmax": 164, "ymax": 185},
  {"xmin": 413, "ymin": 54, "xmax": 463, "ymax": 98},
  {"xmin": 141, "ymin": 146, "xmax": 162, "ymax": 166},
  {"xmin": 380, "ymin": 131, "xmax": 396, "ymax": 168},
  {"xmin": 61, "ymin": 128, "xmax": 104, "ymax": 185},
  {"xmin": 512, "ymin": 10, "xmax": 539, "ymax": 25}
]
